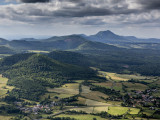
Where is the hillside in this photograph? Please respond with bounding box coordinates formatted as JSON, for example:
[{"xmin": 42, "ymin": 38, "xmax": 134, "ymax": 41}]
[
  {"xmin": 0, "ymin": 38, "xmax": 8, "ymax": 45},
  {"xmin": 0, "ymin": 53, "xmax": 97, "ymax": 100},
  {"xmin": 48, "ymin": 51, "xmax": 91, "ymax": 66},
  {"xmin": 0, "ymin": 46, "xmax": 16, "ymax": 54},
  {"xmin": 0, "ymin": 35, "xmax": 123, "ymax": 52}
]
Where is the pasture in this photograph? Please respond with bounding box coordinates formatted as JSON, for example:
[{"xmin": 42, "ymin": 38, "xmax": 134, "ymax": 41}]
[
  {"xmin": 0, "ymin": 74, "xmax": 14, "ymax": 97},
  {"xmin": 54, "ymin": 114, "xmax": 108, "ymax": 120},
  {"xmin": 47, "ymin": 83, "xmax": 79, "ymax": 95},
  {"xmin": 81, "ymin": 91, "xmax": 109, "ymax": 102},
  {"xmin": 28, "ymin": 50, "xmax": 49, "ymax": 53},
  {"xmin": 0, "ymin": 116, "xmax": 14, "ymax": 120},
  {"xmin": 108, "ymin": 106, "xmax": 129, "ymax": 115},
  {"xmin": 123, "ymin": 82, "xmax": 148, "ymax": 91}
]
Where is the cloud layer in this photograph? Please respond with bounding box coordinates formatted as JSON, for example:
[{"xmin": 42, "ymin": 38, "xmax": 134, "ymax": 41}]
[
  {"xmin": 0, "ymin": 0, "xmax": 160, "ymax": 38},
  {"xmin": 20, "ymin": 0, "xmax": 49, "ymax": 3}
]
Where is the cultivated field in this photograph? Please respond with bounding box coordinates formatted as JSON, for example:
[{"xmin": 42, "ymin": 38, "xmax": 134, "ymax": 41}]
[
  {"xmin": 0, "ymin": 74, "xmax": 14, "ymax": 97},
  {"xmin": 123, "ymin": 82, "xmax": 148, "ymax": 91},
  {"xmin": 54, "ymin": 114, "xmax": 108, "ymax": 120},
  {"xmin": 0, "ymin": 116, "xmax": 14, "ymax": 120},
  {"xmin": 28, "ymin": 50, "xmax": 49, "ymax": 53},
  {"xmin": 47, "ymin": 83, "xmax": 79, "ymax": 95}
]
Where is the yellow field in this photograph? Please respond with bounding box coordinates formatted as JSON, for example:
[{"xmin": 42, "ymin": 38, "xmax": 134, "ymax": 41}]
[
  {"xmin": 85, "ymin": 99, "xmax": 109, "ymax": 106},
  {"xmin": 99, "ymin": 71, "xmax": 147, "ymax": 81},
  {"xmin": 129, "ymin": 108, "xmax": 140, "ymax": 114},
  {"xmin": 0, "ymin": 74, "xmax": 14, "ymax": 97},
  {"xmin": 28, "ymin": 50, "xmax": 49, "ymax": 53},
  {"xmin": 81, "ymin": 85, "xmax": 91, "ymax": 94},
  {"xmin": 74, "ymin": 97, "xmax": 86, "ymax": 105},
  {"xmin": 108, "ymin": 106, "xmax": 129, "ymax": 115},
  {"xmin": 75, "ymin": 80, "xmax": 84, "ymax": 83},
  {"xmin": 81, "ymin": 91, "xmax": 109, "ymax": 102},
  {"xmin": 47, "ymin": 83, "xmax": 79, "ymax": 95},
  {"xmin": 71, "ymin": 106, "xmax": 108, "ymax": 113},
  {"xmin": 93, "ymin": 81, "xmax": 113, "ymax": 88},
  {"xmin": 106, "ymin": 72, "xmax": 129, "ymax": 81},
  {"xmin": 107, "ymin": 101, "xmax": 122, "ymax": 106},
  {"xmin": 54, "ymin": 114, "xmax": 108, "ymax": 120},
  {"xmin": 0, "ymin": 116, "xmax": 14, "ymax": 120}
]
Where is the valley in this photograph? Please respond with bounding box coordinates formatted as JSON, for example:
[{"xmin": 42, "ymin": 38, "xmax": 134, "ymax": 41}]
[
  {"xmin": 0, "ymin": 64, "xmax": 160, "ymax": 120},
  {"xmin": 0, "ymin": 31, "xmax": 160, "ymax": 120}
]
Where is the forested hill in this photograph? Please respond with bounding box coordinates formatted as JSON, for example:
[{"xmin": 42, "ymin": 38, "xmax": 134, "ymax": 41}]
[
  {"xmin": 48, "ymin": 51, "xmax": 91, "ymax": 66},
  {"xmin": 0, "ymin": 53, "xmax": 97, "ymax": 101},
  {"xmin": 0, "ymin": 46, "xmax": 16, "ymax": 54}
]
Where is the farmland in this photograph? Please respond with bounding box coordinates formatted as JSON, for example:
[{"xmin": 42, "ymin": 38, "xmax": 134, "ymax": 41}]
[
  {"xmin": 0, "ymin": 74, "xmax": 14, "ymax": 97},
  {"xmin": 0, "ymin": 70, "xmax": 160, "ymax": 120}
]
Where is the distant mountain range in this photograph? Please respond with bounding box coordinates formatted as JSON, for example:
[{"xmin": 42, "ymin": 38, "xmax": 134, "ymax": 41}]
[
  {"xmin": 0, "ymin": 30, "xmax": 160, "ymax": 54},
  {"xmin": 86, "ymin": 30, "xmax": 160, "ymax": 44}
]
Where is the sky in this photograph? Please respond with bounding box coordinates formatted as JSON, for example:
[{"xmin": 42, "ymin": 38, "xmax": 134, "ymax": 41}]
[{"xmin": 0, "ymin": 0, "xmax": 160, "ymax": 39}]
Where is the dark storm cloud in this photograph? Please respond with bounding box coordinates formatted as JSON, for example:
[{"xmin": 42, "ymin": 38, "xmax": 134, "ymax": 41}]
[
  {"xmin": 20, "ymin": 0, "xmax": 50, "ymax": 3},
  {"xmin": 138, "ymin": 0, "xmax": 160, "ymax": 10},
  {"xmin": 0, "ymin": 0, "xmax": 160, "ymax": 27}
]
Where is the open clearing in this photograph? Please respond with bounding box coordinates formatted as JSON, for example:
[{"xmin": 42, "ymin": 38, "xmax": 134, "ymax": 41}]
[
  {"xmin": 0, "ymin": 116, "xmax": 14, "ymax": 120},
  {"xmin": 71, "ymin": 106, "xmax": 108, "ymax": 113},
  {"xmin": 108, "ymin": 106, "xmax": 129, "ymax": 115},
  {"xmin": 85, "ymin": 99, "xmax": 109, "ymax": 106},
  {"xmin": 0, "ymin": 74, "xmax": 14, "ymax": 97},
  {"xmin": 28, "ymin": 50, "xmax": 49, "ymax": 53},
  {"xmin": 81, "ymin": 91, "xmax": 109, "ymax": 102},
  {"xmin": 108, "ymin": 107, "xmax": 140, "ymax": 116},
  {"xmin": 54, "ymin": 114, "xmax": 108, "ymax": 120},
  {"xmin": 94, "ymin": 82, "xmax": 123, "ymax": 92},
  {"xmin": 40, "ymin": 92, "xmax": 73, "ymax": 101},
  {"xmin": 123, "ymin": 82, "xmax": 148, "ymax": 91},
  {"xmin": 99, "ymin": 71, "xmax": 147, "ymax": 81},
  {"xmin": 47, "ymin": 83, "xmax": 79, "ymax": 95},
  {"xmin": 81, "ymin": 85, "xmax": 91, "ymax": 94},
  {"xmin": 129, "ymin": 108, "xmax": 140, "ymax": 114}
]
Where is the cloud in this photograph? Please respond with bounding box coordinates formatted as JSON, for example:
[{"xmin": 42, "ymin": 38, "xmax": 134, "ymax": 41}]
[
  {"xmin": 19, "ymin": 0, "xmax": 50, "ymax": 3},
  {"xmin": 137, "ymin": 0, "xmax": 160, "ymax": 10},
  {"xmin": 0, "ymin": 0, "xmax": 160, "ymax": 28}
]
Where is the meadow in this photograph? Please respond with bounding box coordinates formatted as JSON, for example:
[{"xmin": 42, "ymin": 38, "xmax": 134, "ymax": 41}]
[{"xmin": 0, "ymin": 74, "xmax": 14, "ymax": 97}]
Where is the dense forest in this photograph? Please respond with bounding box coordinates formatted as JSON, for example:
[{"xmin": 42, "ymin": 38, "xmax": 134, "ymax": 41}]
[{"xmin": 0, "ymin": 53, "xmax": 97, "ymax": 100}]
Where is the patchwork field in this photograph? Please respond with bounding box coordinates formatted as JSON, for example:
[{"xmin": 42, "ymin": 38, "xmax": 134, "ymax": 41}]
[{"xmin": 123, "ymin": 82, "xmax": 148, "ymax": 91}]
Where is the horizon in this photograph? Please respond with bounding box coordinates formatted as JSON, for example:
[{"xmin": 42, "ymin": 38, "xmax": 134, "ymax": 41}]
[
  {"xmin": 0, "ymin": 0, "xmax": 160, "ymax": 39},
  {"xmin": 1, "ymin": 29, "xmax": 160, "ymax": 40}
]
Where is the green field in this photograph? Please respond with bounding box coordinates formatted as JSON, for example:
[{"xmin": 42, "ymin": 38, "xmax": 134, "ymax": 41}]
[
  {"xmin": 0, "ymin": 74, "xmax": 14, "ymax": 97},
  {"xmin": 129, "ymin": 108, "xmax": 140, "ymax": 114},
  {"xmin": 123, "ymin": 82, "xmax": 148, "ymax": 91},
  {"xmin": 108, "ymin": 106, "xmax": 129, "ymax": 115},
  {"xmin": 0, "ymin": 116, "xmax": 14, "ymax": 120},
  {"xmin": 54, "ymin": 114, "xmax": 108, "ymax": 120},
  {"xmin": 47, "ymin": 83, "xmax": 79, "ymax": 95},
  {"xmin": 28, "ymin": 50, "xmax": 49, "ymax": 53}
]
